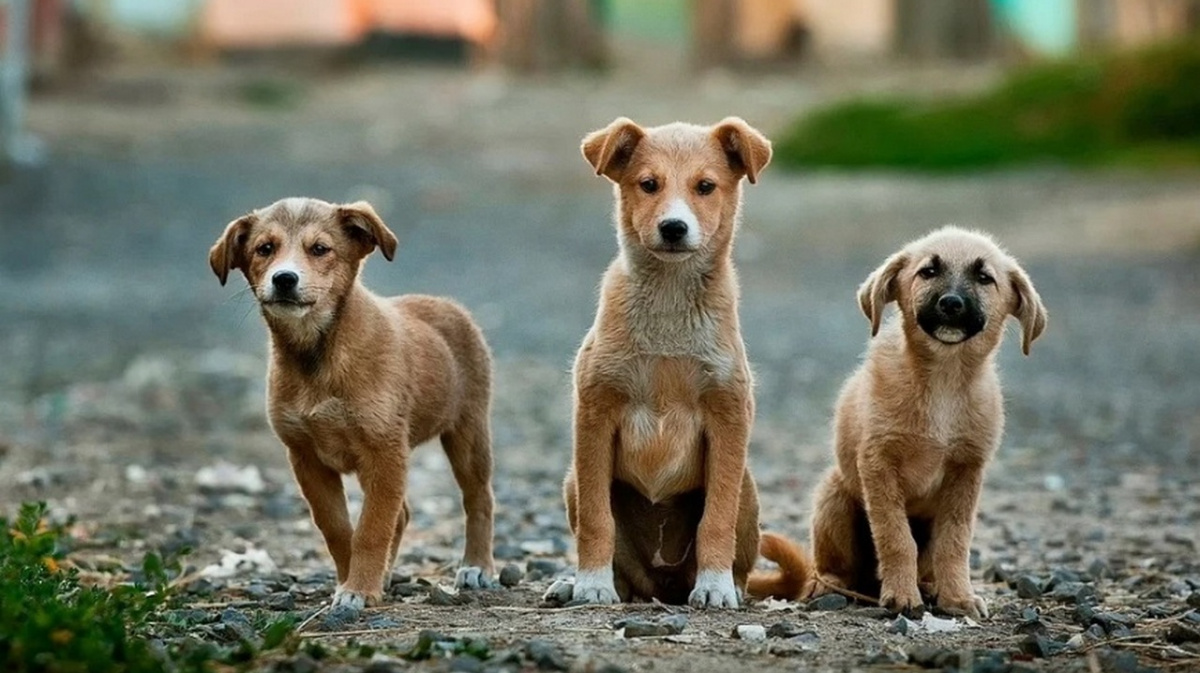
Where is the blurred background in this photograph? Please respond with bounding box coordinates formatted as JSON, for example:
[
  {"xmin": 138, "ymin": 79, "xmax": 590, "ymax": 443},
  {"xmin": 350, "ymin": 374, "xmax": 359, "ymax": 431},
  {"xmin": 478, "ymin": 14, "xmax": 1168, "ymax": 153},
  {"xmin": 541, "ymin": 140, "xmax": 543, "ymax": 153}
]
[{"xmin": 0, "ymin": 0, "xmax": 1198, "ymax": 582}]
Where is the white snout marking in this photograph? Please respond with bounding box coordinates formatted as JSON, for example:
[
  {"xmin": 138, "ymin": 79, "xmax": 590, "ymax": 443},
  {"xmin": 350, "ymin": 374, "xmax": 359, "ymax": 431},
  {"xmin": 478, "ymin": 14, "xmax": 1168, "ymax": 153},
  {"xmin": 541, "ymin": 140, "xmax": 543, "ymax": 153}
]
[
  {"xmin": 660, "ymin": 197, "xmax": 701, "ymax": 248},
  {"xmin": 264, "ymin": 255, "xmax": 304, "ymax": 300}
]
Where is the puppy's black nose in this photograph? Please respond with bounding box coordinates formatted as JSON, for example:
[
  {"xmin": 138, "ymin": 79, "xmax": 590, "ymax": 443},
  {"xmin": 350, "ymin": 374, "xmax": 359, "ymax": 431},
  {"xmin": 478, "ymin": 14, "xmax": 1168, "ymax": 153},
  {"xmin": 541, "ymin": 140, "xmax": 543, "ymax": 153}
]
[
  {"xmin": 658, "ymin": 219, "xmax": 688, "ymax": 244},
  {"xmin": 938, "ymin": 294, "xmax": 965, "ymax": 316},
  {"xmin": 272, "ymin": 271, "xmax": 299, "ymax": 292}
]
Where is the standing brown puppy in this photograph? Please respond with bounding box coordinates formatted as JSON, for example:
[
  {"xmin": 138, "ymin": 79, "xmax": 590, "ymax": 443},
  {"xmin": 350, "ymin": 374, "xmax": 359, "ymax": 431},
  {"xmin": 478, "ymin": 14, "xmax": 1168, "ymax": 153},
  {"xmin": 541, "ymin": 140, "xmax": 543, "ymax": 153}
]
[
  {"xmin": 552, "ymin": 117, "xmax": 772, "ymax": 608},
  {"xmin": 803, "ymin": 226, "xmax": 1046, "ymax": 618},
  {"xmin": 209, "ymin": 197, "xmax": 496, "ymax": 610}
]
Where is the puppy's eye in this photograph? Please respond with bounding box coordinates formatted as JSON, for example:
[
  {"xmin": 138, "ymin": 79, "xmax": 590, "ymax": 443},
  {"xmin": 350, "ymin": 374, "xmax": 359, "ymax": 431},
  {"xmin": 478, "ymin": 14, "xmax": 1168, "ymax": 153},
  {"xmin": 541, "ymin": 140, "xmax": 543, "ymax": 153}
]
[
  {"xmin": 311, "ymin": 243, "xmax": 330, "ymax": 257},
  {"xmin": 639, "ymin": 178, "xmax": 659, "ymax": 194},
  {"xmin": 977, "ymin": 271, "xmax": 995, "ymax": 285},
  {"xmin": 918, "ymin": 266, "xmax": 939, "ymax": 279},
  {"xmin": 696, "ymin": 179, "xmax": 716, "ymax": 195},
  {"xmin": 255, "ymin": 242, "xmax": 275, "ymax": 257}
]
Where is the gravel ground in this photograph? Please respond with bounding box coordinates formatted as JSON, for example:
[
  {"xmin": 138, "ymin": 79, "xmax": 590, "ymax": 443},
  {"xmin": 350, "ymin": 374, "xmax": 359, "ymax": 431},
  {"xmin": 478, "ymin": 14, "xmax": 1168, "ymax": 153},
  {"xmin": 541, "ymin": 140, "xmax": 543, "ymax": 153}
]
[{"xmin": 1, "ymin": 61, "xmax": 1199, "ymax": 672}]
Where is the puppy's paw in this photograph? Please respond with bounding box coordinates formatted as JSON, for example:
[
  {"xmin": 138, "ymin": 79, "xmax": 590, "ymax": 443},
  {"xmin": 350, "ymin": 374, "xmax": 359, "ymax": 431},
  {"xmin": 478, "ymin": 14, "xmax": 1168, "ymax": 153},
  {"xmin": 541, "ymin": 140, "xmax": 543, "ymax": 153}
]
[
  {"xmin": 688, "ymin": 569, "xmax": 740, "ymax": 609},
  {"xmin": 331, "ymin": 586, "xmax": 371, "ymax": 612},
  {"xmin": 455, "ymin": 566, "xmax": 497, "ymax": 590},
  {"xmin": 938, "ymin": 592, "xmax": 988, "ymax": 620},
  {"xmin": 571, "ymin": 567, "xmax": 620, "ymax": 605},
  {"xmin": 880, "ymin": 581, "xmax": 924, "ymax": 616}
]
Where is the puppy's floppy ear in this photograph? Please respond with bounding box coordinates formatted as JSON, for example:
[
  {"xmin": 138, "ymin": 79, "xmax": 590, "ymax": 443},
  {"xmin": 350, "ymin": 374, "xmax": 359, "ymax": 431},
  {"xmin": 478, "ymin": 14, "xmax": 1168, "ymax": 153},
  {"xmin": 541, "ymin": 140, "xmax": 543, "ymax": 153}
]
[
  {"xmin": 1009, "ymin": 263, "xmax": 1047, "ymax": 355},
  {"xmin": 857, "ymin": 252, "xmax": 907, "ymax": 337},
  {"xmin": 209, "ymin": 214, "xmax": 254, "ymax": 286},
  {"xmin": 338, "ymin": 201, "xmax": 398, "ymax": 261},
  {"xmin": 713, "ymin": 117, "xmax": 772, "ymax": 184},
  {"xmin": 582, "ymin": 117, "xmax": 645, "ymax": 181}
]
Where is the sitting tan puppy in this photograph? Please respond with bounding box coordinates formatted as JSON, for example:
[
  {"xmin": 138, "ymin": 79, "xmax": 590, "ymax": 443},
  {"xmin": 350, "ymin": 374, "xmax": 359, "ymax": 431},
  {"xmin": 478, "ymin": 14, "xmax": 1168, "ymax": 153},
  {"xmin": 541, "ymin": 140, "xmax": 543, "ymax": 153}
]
[
  {"xmin": 553, "ymin": 117, "xmax": 773, "ymax": 608},
  {"xmin": 209, "ymin": 198, "xmax": 496, "ymax": 610},
  {"xmin": 798, "ymin": 226, "xmax": 1047, "ymax": 618}
]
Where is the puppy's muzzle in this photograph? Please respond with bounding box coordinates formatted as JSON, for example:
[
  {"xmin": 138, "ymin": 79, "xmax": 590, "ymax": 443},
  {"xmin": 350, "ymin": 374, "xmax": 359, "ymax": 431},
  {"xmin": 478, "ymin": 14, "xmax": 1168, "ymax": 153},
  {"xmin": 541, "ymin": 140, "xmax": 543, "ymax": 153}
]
[
  {"xmin": 919, "ymin": 292, "xmax": 985, "ymax": 344},
  {"xmin": 273, "ymin": 271, "xmax": 299, "ymax": 293},
  {"xmin": 264, "ymin": 270, "xmax": 312, "ymax": 307},
  {"xmin": 658, "ymin": 219, "xmax": 689, "ymax": 245}
]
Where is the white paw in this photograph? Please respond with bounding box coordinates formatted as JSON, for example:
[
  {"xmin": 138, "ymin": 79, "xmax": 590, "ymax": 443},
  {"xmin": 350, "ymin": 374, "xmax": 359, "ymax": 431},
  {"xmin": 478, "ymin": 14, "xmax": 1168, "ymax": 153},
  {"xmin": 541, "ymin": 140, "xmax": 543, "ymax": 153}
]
[
  {"xmin": 688, "ymin": 569, "xmax": 740, "ymax": 609},
  {"xmin": 331, "ymin": 586, "xmax": 367, "ymax": 612},
  {"xmin": 455, "ymin": 566, "xmax": 496, "ymax": 590},
  {"xmin": 571, "ymin": 567, "xmax": 620, "ymax": 605}
]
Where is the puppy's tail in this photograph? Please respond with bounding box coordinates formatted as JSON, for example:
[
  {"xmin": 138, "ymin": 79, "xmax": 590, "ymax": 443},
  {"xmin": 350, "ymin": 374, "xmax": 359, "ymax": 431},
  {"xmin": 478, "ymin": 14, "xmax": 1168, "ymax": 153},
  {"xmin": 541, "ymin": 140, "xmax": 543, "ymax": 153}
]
[{"xmin": 746, "ymin": 532, "xmax": 813, "ymax": 601}]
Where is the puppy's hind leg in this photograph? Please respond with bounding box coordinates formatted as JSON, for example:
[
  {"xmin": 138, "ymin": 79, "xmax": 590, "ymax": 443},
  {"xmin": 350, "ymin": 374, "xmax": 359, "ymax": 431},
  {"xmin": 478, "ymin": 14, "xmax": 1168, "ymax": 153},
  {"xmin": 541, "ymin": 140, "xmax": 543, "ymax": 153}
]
[
  {"xmin": 810, "ymin": 469, "xmax": 867, "ymax": 599},
  {"xmin": 441, "ymin": 415, "xmax": 497, "ymax": 589},
  {"xmin": 384, "ymin": 498, "xmax": 412, "ymax": 576}
]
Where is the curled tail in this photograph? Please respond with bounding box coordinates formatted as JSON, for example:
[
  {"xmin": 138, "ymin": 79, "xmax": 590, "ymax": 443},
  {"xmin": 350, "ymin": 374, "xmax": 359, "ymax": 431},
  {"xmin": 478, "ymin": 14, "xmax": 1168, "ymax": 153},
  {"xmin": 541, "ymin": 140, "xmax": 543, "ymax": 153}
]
[{"xmin": 746, "ymin": 532, "xmax": 813, "ymax": 601}]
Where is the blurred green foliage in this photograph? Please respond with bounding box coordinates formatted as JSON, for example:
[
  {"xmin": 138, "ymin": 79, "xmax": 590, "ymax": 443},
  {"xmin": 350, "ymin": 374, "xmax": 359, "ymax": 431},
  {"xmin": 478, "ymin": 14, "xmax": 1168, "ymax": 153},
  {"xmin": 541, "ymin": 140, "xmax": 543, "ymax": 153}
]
[
  {"xmin": 0, "ymin": 502, "xmax": 296, "ymax": 673},
  {"xmin": 776, "ymin": 39, "xmax": 1200, "ymax": 171}
]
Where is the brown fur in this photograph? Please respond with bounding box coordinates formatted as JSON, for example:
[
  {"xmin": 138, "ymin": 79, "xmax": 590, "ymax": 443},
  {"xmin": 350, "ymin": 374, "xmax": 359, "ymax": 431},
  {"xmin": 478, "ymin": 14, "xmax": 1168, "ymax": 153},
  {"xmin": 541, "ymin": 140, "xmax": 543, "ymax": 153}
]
[
  {"xmin": 209, "ymin": 197, "xmax": 496, "ymax": 608},
  {"xmin": 559, "ymin": 117, "xmax": 787, "ymax": 608},
  {"xmin": 806, "ymin": 226, "xmax": 1047, "ymax": 618}
]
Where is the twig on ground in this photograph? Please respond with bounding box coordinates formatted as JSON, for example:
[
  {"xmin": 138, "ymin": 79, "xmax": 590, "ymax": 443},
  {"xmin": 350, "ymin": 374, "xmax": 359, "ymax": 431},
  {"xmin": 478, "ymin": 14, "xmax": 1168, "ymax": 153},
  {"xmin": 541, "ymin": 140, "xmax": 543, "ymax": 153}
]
[{"xmin": 295, "ymin": 604, "xmax": 330, "ymax": 633}]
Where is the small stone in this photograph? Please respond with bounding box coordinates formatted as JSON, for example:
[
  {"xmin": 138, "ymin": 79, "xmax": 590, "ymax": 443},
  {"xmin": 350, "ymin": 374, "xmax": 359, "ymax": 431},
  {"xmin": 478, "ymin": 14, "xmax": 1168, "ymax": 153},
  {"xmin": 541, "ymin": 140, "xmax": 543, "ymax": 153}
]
[
  {"xmin": 447, "ymin": 655, "xmax": 484, "ymax": 673},
  {"xmin": 1065, "ymin": 634, "xmax": 1086, "ymax": 650},
  {"xmin": 1165, "ymin": 624, "xmax": 1200, "ymax": 644},
  {"xmin": 498, "ymin": 564, "xmax": 523, "ymax": 588},
  {"xmin": 908, "ymin": 646, "xmax": 960, "ymax": 668},
  {"xmin": 807, "ymin": 593, "xmax": 848, "ymax": 611},
  {"xmin": 887, "ymin": 616, "xmax": 918, "ymax": 635},
  {"xmin": 264, "ymin": 592, "xmax": 296, "ymax": 611},
  {"xmin": 542, "ymin": 578, "xmax": 574, "ymax": 606},
  {"xmin": 1016, "ymin": 575, "xmax": 1043, "ymax": 599},
  {"xmin": 853, "ymin": 607, "xmax": 894, "ymax": 620},
  {"xmin": 1074, "ymin": 603, "xmax": 1097, "ymax": 625},
  {"xmin": 1087, "ymin": 558, "xmax": 1111, "ymax": 579},
  {"xmin": 220, "ymin": 608, "xmax": 255, "ymax": 640},
  {"xmin": 615, "ymin": 614, "xmax": 687, "ymax": 638},
  {"xmin": 733, "ymin": 625, "xmax": 766, "ymax": 642},
  {"xmin": 1185, "ymin": 610, "xmax": 1200, "ymax": 624},
  {"xmin": 427, "ymin": 585, "xmax": 468, "ymax": 606},
  {"xmin": 525, "ymin": 640, "xmax": 568, "ymax": 671},
  {"xmin": 1019, "ymin": 635, "xmax": 1066, "ymax": 658},
  {"xmin": 1085, "ymin": 624, "xmax": 1106, "ymax": 640},
  {"xmin": 766, "ymin": 621, "xmax": 806, "ymax": 639},
  {"xmin": 320, "ymin": 605, "xmax": 361, "ymax": 631},
  {"xmin": 1187, "ymin": 593, "xmax": 1200, "ymax": 608}
]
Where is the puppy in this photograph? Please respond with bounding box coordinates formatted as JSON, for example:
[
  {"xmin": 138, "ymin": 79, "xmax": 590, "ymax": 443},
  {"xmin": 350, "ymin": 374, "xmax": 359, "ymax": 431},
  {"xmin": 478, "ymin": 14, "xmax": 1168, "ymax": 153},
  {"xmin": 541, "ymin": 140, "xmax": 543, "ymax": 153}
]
[
  {"xmin": 797, "ymin": 226, "xmax": 1047, "ymax": 618},
  {"xmin": 209, "ymin": 197, "xmax": 496, "ymax": 609},
  {"xmin": 553, "ymin": 117, "xmax": 775, "ymax": 608}
]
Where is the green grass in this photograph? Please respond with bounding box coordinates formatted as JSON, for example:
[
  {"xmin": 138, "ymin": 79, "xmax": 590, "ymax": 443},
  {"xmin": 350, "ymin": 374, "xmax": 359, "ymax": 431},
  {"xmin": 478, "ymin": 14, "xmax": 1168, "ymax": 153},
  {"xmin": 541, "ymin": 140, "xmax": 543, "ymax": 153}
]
[
  {"xmin": 776, "ymin": 39, "xmax": 1200, "ymax": 171},
  {"xmin": 0, "ymin": 503, "xmax": 295, "ymax": 672}
]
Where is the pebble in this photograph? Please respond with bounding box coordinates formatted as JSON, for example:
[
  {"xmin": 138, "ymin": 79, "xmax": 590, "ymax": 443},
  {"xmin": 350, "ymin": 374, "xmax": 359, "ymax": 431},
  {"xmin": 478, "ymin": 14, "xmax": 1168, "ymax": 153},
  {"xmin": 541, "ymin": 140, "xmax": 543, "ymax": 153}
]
[
  {"xmin": 807, "ymin": 593, "xmax": 849, "ymax": 611},
  {"xmin": 766, "ymin": 621, "xmax": 807, "ymax": 639},
  {"xmin": 1016, "ymin": 575, "xmax": 1044, "ymax": 599},
  {"xmin": 220, "ymin": 608, "xmax": 255, "ymax": 641},
  {"xmin": 1165, "ymin": 623, "xmax": 1200, "ymax": 644},
  {"xmin": 320, "ymin": 604, "xmax": 361, "ymax": 631},
  {"xmin": 908, "ymin": 646, "xmax": 961, "ymax": 669},
  {"xmin": 615, "ymin": 614, "xmax": 687, "ymax": 638},
  {"xmin": 447, "ymin": 656, "xmax": 484, "ymax": 673},
  {"xmin": 541, "ymin": 579, "xmax": 575, "ymax": 606},
  {"xmin": 1019, "ymin": 634, "xmax": 1066, "ymax": 658},
  {"xmin": 525, "ymin": 640, "xmax": 569, "ymax": 671},
  {"xmin": 1184, "ymin": 592, "xmax": 1200, "ymax": 608},
  {"xmin": 733, "ymin": 625, "xmax": 766, "ymax": 642},
  {"xmin": 852, "ymin": 607, "xmax": 894, "ymax": 620},
  {"xmin": 264, "ymin": 592, "xmax": 296, "ymax": 611},
  {"xmin": 427, "ymin": 585, "xmax": 468, "ymax": 606},
  {"xmin": 887, "ymin": 616, "xmax": 919, "ymax": 635},
  {"xmin": 498, "ymin": 564, "xmax": 523, "ymax": 587}
]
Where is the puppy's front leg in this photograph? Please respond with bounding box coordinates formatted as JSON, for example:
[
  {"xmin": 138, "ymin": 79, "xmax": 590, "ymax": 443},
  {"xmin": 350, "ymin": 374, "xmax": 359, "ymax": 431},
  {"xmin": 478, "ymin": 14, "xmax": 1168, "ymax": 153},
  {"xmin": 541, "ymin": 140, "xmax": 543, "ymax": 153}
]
[
  {"xmin": 858, "ymin": 449, "xmax": 922, "ymax": 614},
  {"xmin": 289, "ymin": 447, "xmax": 353, "ymax": 583},
  {"xmin": 336, "ymin": 442, "xmax": 408, "ymax": 610},
  {"xmin": 569, "ymin": 395, "xmax": 620, "ymax": 604},
  {"xmin": 692, "ymin": 388, "xmax": 751, "ymax": 609},
  {"xmin": 930, "ymin": 462, "xmax": 987, "ymax": 619}
]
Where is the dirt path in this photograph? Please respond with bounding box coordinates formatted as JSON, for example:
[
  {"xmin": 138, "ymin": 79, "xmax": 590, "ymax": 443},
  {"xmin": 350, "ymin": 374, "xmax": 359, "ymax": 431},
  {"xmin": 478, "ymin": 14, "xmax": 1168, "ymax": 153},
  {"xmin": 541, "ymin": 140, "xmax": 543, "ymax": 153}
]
[{"xmin": 1, "ymin": 62, "xmax": 1199, "ymax": 672}]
